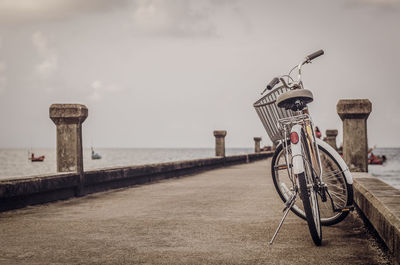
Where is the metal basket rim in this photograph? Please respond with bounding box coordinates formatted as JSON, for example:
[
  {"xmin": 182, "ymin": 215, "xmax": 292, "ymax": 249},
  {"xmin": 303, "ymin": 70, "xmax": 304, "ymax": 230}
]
[{"xmin": 253, "ymin": 85, "xmax": 286, "ymax": 108}]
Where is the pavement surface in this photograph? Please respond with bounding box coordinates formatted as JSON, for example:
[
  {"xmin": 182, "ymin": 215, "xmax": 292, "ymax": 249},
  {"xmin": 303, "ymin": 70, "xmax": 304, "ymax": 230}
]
[{"xmin": 0, "ymin": 159, "xmax": 391, "ymax": 264}]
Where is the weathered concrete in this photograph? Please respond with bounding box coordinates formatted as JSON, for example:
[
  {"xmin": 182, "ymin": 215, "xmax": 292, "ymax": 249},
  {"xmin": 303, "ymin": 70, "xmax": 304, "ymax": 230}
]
[
  {"xmin": 213, "ymin": 130, "xmax": 227, "ymax": 157},
  {"xmin": 50, "ymin": 104, "xmax": 88, "ymax": 195},
  {"xmin": 0, "ymin": 160, "xmax": 389, "ymax": 265},
  {"xmin": 324, "ymin": 129, "xmax": 338, "ymax": 150},
  {"xmin": 0, "ymin": 152, "xmax": 272, "ymax": 212},
  {"xmin": 337, "ymin": 99, "xmax": 372, "ymax": 172},
  {"xmin": 353, "ymin": 173, "xmax": 400, "ymax": 265},
  {"xmin": 254, "ymin": 137, "xmax": 262, "ymax": 153}
]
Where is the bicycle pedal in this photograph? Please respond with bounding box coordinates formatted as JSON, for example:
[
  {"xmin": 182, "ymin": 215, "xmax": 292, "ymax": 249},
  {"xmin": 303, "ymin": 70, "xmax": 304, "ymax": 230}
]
[{"xmin": 334, "ymin": 205, "xmax": 355, "ymax": 212}]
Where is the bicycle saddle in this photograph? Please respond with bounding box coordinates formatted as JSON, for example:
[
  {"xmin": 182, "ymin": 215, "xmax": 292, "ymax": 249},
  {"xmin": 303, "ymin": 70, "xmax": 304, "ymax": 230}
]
[{"xmin": 276, "ymin": 89, "xmax": 314, "ymax": 110}]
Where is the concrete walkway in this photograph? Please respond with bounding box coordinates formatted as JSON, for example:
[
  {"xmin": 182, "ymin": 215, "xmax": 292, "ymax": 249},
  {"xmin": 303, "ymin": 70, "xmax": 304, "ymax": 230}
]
[{"xmin": 0, "ymin": 160, "xmax": 390, "ymax": 264}]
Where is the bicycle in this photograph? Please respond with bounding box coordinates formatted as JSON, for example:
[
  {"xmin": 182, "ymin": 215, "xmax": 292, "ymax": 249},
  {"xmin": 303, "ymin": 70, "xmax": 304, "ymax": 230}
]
[{"xmin": 253, "ymin": 50, "xmax": 354, "ymax": 246}]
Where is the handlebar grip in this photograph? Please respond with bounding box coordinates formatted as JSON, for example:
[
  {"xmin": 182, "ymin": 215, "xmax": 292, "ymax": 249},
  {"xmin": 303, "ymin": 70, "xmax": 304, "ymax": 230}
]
[
  {"xmin": 306, "ymin": 49, "xmax": 324, "ymax": 62},
  {"xmin": 266, "ymin": 77, "xmax": 279, "ymax": 90}
]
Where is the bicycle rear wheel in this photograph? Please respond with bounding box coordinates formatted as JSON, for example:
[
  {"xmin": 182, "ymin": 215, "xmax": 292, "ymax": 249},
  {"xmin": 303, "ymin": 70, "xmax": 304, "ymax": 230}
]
[{"xmin": 271, "ymin": 139, "xmax": 353, "ymax": 226}]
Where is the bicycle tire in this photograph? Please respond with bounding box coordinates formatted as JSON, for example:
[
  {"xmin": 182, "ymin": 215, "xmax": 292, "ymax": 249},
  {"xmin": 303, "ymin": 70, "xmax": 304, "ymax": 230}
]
[
  {"xmin": 298, "ymin": 128, "xmax": 322, "ymax": 245},
  {"xmin": 298, "ymin": 171, "xmax": 322, "ymax": 245},
  {"xmin": 271, "ymin": 140, "xmax": 353, "ymax": 226}
]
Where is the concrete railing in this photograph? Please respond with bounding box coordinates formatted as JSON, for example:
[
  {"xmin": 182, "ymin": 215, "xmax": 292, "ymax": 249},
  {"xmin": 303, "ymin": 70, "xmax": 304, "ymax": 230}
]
[
  {"xmin": 352, "ymin": 173, "xmax": 400, "ymax": 265},
  {"xmin": 337, "ymin": 99, "xmax": 399, "ymax": 264},
  {"xmin": 0, "ymin": 104, "xmax": 272, "ymax": 212},
  {"xmin": 0, "ymin": 152, "xmax": 273, "ymax": 212}
]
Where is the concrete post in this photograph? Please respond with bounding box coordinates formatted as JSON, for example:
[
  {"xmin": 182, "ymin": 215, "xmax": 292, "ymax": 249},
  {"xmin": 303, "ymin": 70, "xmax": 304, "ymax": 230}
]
[
  {"xmin": 50, "ymin": 104, "xmax": 88, "ymax": 195},
  {"xmin": 324, "ymin": 129, "xmax": 338, "ymax": 150},
  {"xmin": 213, "ymin": 130, "xmax": 227, "ymax": 157},
  {"xmin": 337, "ymin": 99, "xmax": 372, "ymax": 172},
  {"xmin": 254, "ymin": 137, "xmax": 262, "ymax": 153}
]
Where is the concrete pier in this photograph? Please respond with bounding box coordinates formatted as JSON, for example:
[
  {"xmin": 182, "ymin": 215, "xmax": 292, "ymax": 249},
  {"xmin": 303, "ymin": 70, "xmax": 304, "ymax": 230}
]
[
  {"xmin": 50, "ymin": 104, "xmax": 88, "ymax": 195},
  {"xmin": 213, "ymin": 130, "xmax": 227, "ymax": 157},
  {"xmin": 0, "ymin": 160, "xmax": 389, "ymax": 264},
  {"xmin": 352, "ymin": 173, "xmax": 400, "ymax": 265},
  {"xmin": 324, "ymin": 129, "xmax": 338, "ymax": 150},
  {"xmin": 337, "ymin": 99, "xmax": 372, "ymax": 172},
  {"xmin": 0, "ymin": 153, "xmax": 271, "ymax": 212},
  {"xmin": 254, "ymin": 137, "xmax": 261, "ymax": 153}
]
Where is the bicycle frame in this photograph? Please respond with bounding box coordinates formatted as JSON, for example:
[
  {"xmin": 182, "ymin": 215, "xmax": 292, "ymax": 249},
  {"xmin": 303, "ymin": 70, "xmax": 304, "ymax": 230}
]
[
  {"xmin": 278, "ymin": 112, "xmax": 323, "ymax": 186},
  {"xmin": 269, "ymin": 112, "xmax": 324, "ymax": 245}
]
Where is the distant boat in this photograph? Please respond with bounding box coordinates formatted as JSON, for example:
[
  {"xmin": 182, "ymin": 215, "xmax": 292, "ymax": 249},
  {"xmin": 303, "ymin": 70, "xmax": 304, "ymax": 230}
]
[
  {"xmin": 261, "ymin": 145, "xmax": 272, "ymax": 151},
  {"xmin": 368, "ymin": 147, "xmax": 386, "ymax": 165},
  {"xmin": 369, "ymin": 155, "xmax": 386, "ymax": 165},
  {"xmin": 91, "ymin": 147, "xmax": 102, "ymax": 160},
  {"xmin": 29, "ymin": 153, "xmax": 45, "ymax": 162}
]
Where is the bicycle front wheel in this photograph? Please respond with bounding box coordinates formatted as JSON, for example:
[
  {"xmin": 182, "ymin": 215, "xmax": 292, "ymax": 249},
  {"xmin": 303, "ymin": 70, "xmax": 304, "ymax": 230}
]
[
  {"xmin": 271, "ymin": 140, "xmax": 353, "ymax": 226},
  {"xmin": 298, "ymin": 129, "xmax": 322, "ymax": 245}
]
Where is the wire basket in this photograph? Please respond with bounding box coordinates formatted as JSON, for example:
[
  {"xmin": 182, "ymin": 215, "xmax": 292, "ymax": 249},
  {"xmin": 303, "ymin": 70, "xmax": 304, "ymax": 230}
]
[{"xmin": 253, "ymin": 86, "xmax": 297, "ymax": 144}]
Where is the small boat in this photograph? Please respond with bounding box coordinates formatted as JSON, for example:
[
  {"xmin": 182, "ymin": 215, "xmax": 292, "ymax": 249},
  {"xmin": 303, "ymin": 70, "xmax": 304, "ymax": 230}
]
[
  {"xmin": 369, "ymin": 155, "xmax": 386, "ymax": 165},
  {"xmin": 29, "ymin": 153, "xmax": 45, "ymax": 162},
  {"xmin": 368, "ymin": 147, "xmax": 386, "ymax": 165},
  {"xmin": 91, "ymin": 147, "xmax": 102, "ymax": 160},
  {"xmin": 262, "ymin": 146, "xmax": 272, "ymax": 151}
]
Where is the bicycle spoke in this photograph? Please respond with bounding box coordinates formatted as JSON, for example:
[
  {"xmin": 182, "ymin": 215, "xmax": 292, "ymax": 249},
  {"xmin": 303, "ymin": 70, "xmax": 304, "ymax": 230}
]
[{"xmin": 329, "ymin": 193, "xmax": 346, "ymax": 203}]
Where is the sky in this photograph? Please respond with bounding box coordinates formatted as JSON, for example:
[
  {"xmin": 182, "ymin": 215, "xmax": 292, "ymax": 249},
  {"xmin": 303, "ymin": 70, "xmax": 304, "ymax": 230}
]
[{"xmin": 0, "ymin": 0, "xmax": 399, "ymax": 148}]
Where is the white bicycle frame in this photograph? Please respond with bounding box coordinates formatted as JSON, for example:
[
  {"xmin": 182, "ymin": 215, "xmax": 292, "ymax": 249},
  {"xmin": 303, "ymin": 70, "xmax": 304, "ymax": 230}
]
[
  {"xmin": 291, "ymin": 124, "xmax": 305, "ymax": 175},
  {"xmin": 290, "ymin": 124, "xmax": 353, "ymax": 185}
]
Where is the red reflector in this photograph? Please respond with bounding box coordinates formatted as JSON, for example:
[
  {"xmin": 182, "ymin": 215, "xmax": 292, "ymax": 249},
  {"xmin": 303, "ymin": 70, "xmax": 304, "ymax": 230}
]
[{"xmin": 290, "ymin": 132, "xmax": 299, "ymax": 144}]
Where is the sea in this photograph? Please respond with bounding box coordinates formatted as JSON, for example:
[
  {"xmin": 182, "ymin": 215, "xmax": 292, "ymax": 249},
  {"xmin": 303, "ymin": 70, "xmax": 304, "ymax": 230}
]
[
  {"xmin": 0, "ymin": 147, "xmax": 399, "ymax": 190},
  {"xmin": 368, "ymin": 147, "xmax": 400, "ymax": 190},
  {"xmin": 0, "ymin": 148, "xmax": 252, "ymax": 180}
]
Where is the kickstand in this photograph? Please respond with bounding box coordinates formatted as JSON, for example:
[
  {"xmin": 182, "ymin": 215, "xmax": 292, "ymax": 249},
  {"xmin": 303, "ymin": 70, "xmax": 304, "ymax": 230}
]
[{"xmin": 269, "ymin": 193, "xmax": 297, "ymax": 245}]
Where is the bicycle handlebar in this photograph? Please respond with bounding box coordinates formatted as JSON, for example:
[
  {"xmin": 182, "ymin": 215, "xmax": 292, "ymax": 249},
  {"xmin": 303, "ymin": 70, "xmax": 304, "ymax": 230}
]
[
  {"xmin": 305, "ymin": 50, "xmax": 324, "ymax": 62},
  {"xmin": 266, "ymin": 77, "xmax": 280, "ymax": 90},
  {"xmin": 263, "ymin": 49, "xmax": 324, "ymax": 93}
]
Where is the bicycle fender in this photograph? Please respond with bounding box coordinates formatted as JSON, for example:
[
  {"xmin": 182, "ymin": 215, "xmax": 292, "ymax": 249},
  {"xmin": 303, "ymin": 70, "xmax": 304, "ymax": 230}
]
[
  {"xmin": 316, "ymin": 139, "xmax": 353, "ymax": 185},
  {"xmin": 291, "ymin": 124, "xmax": 304, "ymax": 175}
]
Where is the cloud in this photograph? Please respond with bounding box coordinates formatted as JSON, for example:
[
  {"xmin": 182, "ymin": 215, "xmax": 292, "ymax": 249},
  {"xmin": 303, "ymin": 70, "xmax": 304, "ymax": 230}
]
[
  {"xmin": 131, "ymin": 0, "xmax": 218, "ymax": 37},
  {"xmin": 88, "ymin": 80, "xmax": 103, "ymax": 101},
  {"xmin": 361, "ymin": 0, "xmax": 400, "ymax": 4},
  {"xmin": 0, "ymin": 0, "xmax": 225, "ymax": 38},
  {"xmin": 88, "ymin": 80, "xmax": 123, "ymax": 101},
  {"xmin": 346, "ymin": 0, "xmax": 400, "ymax": 8},
  {"xmin": 32, "ymin": 31, "xmax": 58, "ymax": 79},
  {"xmin": 0, "ymin": 0, "xmax": 131, "ymax": 24}
]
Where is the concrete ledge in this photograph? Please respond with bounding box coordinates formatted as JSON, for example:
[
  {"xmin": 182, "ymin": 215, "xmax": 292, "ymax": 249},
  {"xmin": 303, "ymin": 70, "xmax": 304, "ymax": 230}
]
[
  {"xmin": 0, "ymin": 152, "xmax": 272, "ymax": 212},
  {"xmin": 353, "ymin": 173, "xmax": 400, "ymax": 265}
]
